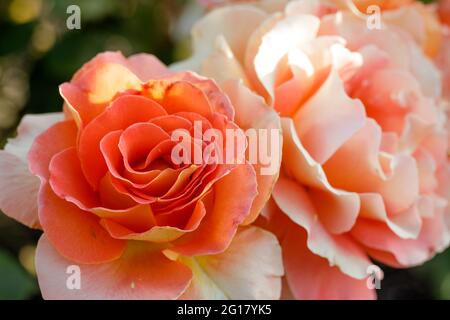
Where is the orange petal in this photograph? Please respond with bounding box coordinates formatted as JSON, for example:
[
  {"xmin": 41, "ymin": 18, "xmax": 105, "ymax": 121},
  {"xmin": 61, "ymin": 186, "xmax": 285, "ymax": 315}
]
[
  {"xmin": 61, "ymin": 52, "xmax": 143, "ymax": 126},
  {"xmin": 100, "ymin": 201, "xmax": 206, "ymax": 243},
  {"xmin": 171, "ymin": 163, "xmax": 257, "ymax": 255},
  {"xmin": 93, "ymin": 204, "xmax": 156, "ymax": 234},
  {"xmin": 79, "ymin": 95, "xmax": 166, "ymax": 189},
  {"xmin": 29, "ymin": 120, "xmax": 78, "ymax": 181},
  {"xmin": 148, "ymin": 114, "xmax": 192, "ymax": 134},
  {"xmin": 38, "ymin": 183, "xmax": 126, "ymax": 264},
  {"xmin": 162, "ymin": 81, "xmax": 214, "ymax": 118},
  {"xmin": 118, "ymin": 122, "xmax": 170, "ymax": 171},
  {"xmin": 98, "ymin": 172, "xmax": 138, "ymax": 209},
  {"xmin": 49, "ymin": 147, "xmax": 99, "ymax": 210}
]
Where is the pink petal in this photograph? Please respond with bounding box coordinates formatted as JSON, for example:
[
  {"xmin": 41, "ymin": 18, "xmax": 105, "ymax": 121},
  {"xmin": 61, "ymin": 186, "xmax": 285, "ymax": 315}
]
[
  {"xmin": 127, "ymin": 53, "xmax": 172, "ymax": 82},
  {"xmin": 272, "ymin": 175, "xmax": 371, "ymax": 279},
  {"xmin": 293, "ymin": 68, "xmax": 366, "ymax": 164},
  {"xmin": 0, "ymin": 151, "xmax": 40, "ymax": 228},
  {"xmin": 281, "ymin": 118, "xmax": 360, "ymax": 234},
  {"xmin": 35, "ymin": 235, "xmax": 192, "ymax": 300},
  {"xmin": 0, "ymin": 113, "xmax": 66, "ymax": 228},
  {"xmin": 171, "ymin": 5, "xmax": 267, "ymax": 72},
  {"xmin": 254, "ymin": 14, "xmax": 320, "ymax": 99},
  {"xmin": 180, "ymin": 227, "xmax": 283, "ymax": 300},
  {"xmin": 283, "ymin": 224, "xmax": 375, "ymax": 300},
  {"xmin": 323, "ymin": 119, "xmax": 420, "ymax": 214}
]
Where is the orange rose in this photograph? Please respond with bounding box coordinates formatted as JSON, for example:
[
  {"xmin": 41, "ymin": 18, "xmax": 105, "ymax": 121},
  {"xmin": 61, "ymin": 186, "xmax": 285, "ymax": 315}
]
[{"xmin": 0, "ymin": 52, "xmax": 283, "ymax": 299}]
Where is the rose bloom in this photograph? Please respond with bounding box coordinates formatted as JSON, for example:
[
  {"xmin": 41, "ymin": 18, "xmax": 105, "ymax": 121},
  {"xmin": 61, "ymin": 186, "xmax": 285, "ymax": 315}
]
[
  {"xmin": 0, "ymin": 52, "xmax": 284, "ymax": 299},
  {"xmin": 176, "ymin": 0, "xmax": 450, "ymax": 299}
]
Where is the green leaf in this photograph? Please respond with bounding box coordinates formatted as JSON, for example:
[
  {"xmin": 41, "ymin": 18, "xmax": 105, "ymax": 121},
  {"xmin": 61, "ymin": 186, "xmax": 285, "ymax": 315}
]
[{"xmin": 0, "ymin": 249, "xmax": 37, "ymax": 300}]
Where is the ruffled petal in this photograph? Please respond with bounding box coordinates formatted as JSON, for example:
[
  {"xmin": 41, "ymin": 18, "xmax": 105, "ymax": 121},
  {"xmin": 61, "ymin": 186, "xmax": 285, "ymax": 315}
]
[
  {"xmin": 172, "ymin": 163, "xmax": 257, "ymax": 255},
  {"xmin": 281, "ymin": 118, "xmax": 360, "ymax": 234},
  {"xmin": 282, "ymin": 224, "xmax": 375, "ymax": 300},
  {"xmin": 272, "ymin": 175, "xmax": 371, "ymax": 279},
  {"xmin": 79, "ymin": 95, "xmax": 167, "ymax": 189}
]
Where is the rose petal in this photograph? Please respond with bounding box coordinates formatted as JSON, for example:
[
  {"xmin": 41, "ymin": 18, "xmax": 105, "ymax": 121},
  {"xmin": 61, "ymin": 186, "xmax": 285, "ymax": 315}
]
[
  {"xmin": 35, "ymin": 235, "xmax": 192, "ymax": 300},
  {"xmin": 4, "ymin": 113, "xmax": 64, "ymax": 161},
  {"xmin": 127, "ymin": 53, "xmax": 172, "ymax": 82},
  {"xmin": 293, "ymin": 68, "xmax": 366, "ymax": 164},
  {"xmin": 281, "ymin": 118, "xmax": 360, "ymax": 234},
  {"xmin": 38, "ymin": 183, "xmax": 126, "ymax": 264},
  {"xmin": 222, "ymin": 80, "xmax": 282, "ymax": 225},
  {"xmin": 254, "ymin": 14, "xmax": 320, "ymax": 98},
  {"xmin": 283, "ymin": 224, "xmax": 375, "ymax": 300},
  {"xmin": 0, "ymin": 113, "xmax": 64, "ymax": 228},
  {"xmin": 172, "ymin": 163, "xmax": 257, "ymax": 255},
  {"xmin": 79, "ymin": 95, "xmax": 167, "ymax": 189},
  {"xmin": 180, "ymin": 226, "xmax": 283, "ymax": 300},
  {"xmin": 29, "ymin": 120, "xmax": 78, "ymax": 181},
  {"xmin": 272, "ymin": 175, "xmax": 371, "ymax": 279},
  {"xmin": 171, "ymin": 5, "xmax": 267, "ymax": 73},
  {"xmin": 49, "ymin": 147, "xmax": 99, "ymax": 210},
  {"xmin": 0, "ymin": 151, "xmax": 41, "ymax": 228},
  {"xmin": 61, "ymin": 52, "xmax": 145, "ymax": 126}
]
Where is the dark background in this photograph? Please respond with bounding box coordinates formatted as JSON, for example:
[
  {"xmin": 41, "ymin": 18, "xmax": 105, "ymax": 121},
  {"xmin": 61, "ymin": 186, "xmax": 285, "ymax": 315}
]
[{"xmin": 0, "ymin": 0, "xmax": 449, "ymax": 300}]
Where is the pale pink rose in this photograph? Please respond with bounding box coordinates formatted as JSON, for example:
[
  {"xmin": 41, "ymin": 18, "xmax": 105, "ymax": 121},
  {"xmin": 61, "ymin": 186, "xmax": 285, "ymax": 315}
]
[{"xmin": 175, "ymin": 0, "xmax": 450, "ymax": 299}]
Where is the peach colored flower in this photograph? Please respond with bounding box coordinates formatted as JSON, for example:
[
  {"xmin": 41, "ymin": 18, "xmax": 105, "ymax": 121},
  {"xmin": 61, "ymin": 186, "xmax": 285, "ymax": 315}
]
[
  {"xmin": 176, "ymin": 0, "xmax": 450, "ymax": 299},
  {"xmin": 0, "ymin": 52, "xmax": 283, "ymax": 299}
]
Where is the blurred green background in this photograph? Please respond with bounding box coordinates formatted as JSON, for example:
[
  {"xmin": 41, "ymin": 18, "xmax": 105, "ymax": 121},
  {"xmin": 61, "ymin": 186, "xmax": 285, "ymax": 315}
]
[{"xmin": 0, "ymin": 0, "xmax": 448, "ymax": 300}]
